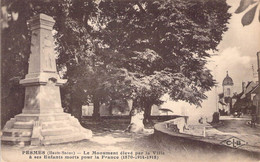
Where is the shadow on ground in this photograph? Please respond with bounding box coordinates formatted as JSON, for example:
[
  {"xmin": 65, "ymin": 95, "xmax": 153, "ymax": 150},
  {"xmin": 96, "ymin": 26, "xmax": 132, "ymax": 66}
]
[{"xmin": 2, "ymin": 118, "xmax": 260, "ymax": 162}]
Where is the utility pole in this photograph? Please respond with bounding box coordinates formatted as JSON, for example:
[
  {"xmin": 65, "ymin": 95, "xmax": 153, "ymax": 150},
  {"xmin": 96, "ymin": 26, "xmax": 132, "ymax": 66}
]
[{"xmin": 257, "ymin": 52, "xmax": 260, "ymax": 123}]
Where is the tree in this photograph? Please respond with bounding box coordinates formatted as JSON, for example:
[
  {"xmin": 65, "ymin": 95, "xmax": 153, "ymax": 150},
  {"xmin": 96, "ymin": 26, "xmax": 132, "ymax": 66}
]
[
  {"xmin": 2, "ymin": 0, "xmax": 231, "ymax": 130},
  {"xmin": 96, "ymin": 0, "xmax": 231, "ymax": 125},
  {"xmin": 1, "ymin": 0, "xmax": 99, "ymax": 122},
  {"xmin": 1, "ymin": 0, "xmax": 34, "ymax": 127}
]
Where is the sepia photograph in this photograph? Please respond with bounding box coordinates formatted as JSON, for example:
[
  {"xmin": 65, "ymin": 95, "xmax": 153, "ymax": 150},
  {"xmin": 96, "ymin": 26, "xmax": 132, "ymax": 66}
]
[{"xmin": 1, "ymin": 0, "xmax": 260, "ymax": 161}]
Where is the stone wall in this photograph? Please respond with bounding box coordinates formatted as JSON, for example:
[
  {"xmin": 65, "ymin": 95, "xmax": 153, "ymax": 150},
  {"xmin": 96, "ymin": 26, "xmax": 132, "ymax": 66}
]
[{"xmin": 153, "ymin": 121, "xmax": 260, "ymax": 161}]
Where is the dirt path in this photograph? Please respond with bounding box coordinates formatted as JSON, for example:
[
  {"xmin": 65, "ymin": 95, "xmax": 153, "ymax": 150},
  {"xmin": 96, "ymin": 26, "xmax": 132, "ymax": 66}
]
[
  {"xmin": 1, "ymin": 122, "xmax": 166, "ymax": 162},
  {"xmin": 2, "ymin": 118, "xmax": 260, "ymax": 162},
  {"xmin": 215, "ymin": 118, "xmax": 260, "ymax": 136}
]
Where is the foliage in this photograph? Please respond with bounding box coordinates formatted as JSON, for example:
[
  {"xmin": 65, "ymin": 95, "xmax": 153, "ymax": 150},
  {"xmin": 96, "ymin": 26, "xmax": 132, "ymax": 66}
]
[
  {"xmin": 1, "ymin": 0, "xmax": 231, "ymax": 122},
  {"xmin": 235, "ymin": 0, "xmax": 260, "ymax": 26},
  {"xmin": 96, "ymin": 0, "xmax": 230, "ymax": 108}
]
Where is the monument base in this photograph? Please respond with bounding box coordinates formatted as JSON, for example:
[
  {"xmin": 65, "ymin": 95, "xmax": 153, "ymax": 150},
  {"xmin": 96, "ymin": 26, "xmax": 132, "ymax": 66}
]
[{"xmin": 1, "ymin": 111, "xmax": 92, "ymax": 146}]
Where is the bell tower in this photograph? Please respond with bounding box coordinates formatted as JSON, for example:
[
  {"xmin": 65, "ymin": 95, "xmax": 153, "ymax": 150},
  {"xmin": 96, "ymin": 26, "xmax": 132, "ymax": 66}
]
[{"xmin": 223, "ymin": 71, "xmax": 234, "ymax": 97}]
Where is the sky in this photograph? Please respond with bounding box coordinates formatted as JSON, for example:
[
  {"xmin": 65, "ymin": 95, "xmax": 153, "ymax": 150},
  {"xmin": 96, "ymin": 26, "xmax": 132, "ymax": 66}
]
[
  {"xmin": 162, "ymin": 0, "xmax": 260, "ymax": 120},
  {"xmin": 213, "ymin": 0, "xmax": 260, "ymax": 93}
]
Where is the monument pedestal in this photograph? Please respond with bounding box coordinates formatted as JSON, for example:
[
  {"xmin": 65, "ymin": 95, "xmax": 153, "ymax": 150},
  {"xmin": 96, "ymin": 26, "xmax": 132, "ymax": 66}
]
[
  {"xmin": 2, "ymin": 113, "xmax": 92, "ymax": 145},
  {"xmin": 1, "ymin": 14, "xmax": 92, "ymax": 146}
]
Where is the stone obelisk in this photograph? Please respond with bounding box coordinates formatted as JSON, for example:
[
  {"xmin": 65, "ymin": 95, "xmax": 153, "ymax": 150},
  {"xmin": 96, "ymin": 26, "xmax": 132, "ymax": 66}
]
[{"xmin": 1, "ymin": 14, "xmax": 92, "ymax": 145}]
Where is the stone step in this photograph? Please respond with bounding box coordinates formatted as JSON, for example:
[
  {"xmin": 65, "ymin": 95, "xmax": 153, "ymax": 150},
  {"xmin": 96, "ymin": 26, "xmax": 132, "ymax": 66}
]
[
  {"xmin": 1, "ymin": 140, "xmax": 31, "ymax": 146},
  {"xmin": 1, "ymin": 136, "xmax": 31, "ymax": 145},
  {"xmin": 15, "ymin": 113, "xmax": 71, "ymax": 122},
  {"xmin": 13, "ymin": 121, "xmax": 34, "ymax": 129},
  {"xmin": 1, "ymin": 136, "xmax": 31, "ymax": 142},
  {"xmin": 2, "ymin": 128, "xmax": 32, "ymax": 137},
  {"xmin": 41, "ymin": 120, "xmax": 70, "ymax": 129},
  {"xmin": 48, "ymin": 114, "xmax": 71, "ymax": 121},
  {"xmin": 42, "ymin": 133, "xmax": 86, "ymax": 145},
  {"xmin": 22, "ymin": 108, "xmax": 64, "ymax": 114},
  {"xmin": 41, "ymin": 127, "xmax": 73, "ymax": 136},
  {"xmin": 15, "ymin": 114, "xmax": 39, "ymax": 122}
]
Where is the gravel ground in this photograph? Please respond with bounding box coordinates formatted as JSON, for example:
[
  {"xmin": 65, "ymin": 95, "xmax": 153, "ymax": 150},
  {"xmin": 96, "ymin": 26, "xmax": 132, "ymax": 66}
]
[
  {"xmin": 1, "ymin": 119, "xmax": 167, "ymax": 162},
  {"xmin": 1, "ymin": 117, "xmax": 260, "ymax": 162}
]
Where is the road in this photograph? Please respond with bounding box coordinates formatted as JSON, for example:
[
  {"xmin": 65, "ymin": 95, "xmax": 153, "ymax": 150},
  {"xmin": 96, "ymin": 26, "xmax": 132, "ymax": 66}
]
[
  {"xmin": 217, "ymin": 116, "xmax": 260, "ymax": 136},
  {"xmin": 215, "ymin": 116, "xmax": 260, "ymax": 150}
]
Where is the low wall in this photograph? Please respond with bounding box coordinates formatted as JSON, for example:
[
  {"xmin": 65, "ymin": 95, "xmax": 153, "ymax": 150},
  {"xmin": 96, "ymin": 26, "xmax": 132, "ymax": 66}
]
[{"xmin": 153, "ymin": 120, "xmax": 260, "ymax": 161}]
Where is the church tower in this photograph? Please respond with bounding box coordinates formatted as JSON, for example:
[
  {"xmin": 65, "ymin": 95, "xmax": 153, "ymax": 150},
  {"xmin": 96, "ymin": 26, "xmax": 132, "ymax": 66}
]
[{"xmin": 222, "ymin": 71, "xmax": 234, "ymax": 97}]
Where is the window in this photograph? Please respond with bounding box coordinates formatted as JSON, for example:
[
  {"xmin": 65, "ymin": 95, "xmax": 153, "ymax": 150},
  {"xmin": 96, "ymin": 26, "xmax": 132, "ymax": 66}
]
[{"xmin": 227, "ymin": 88, "xmax": 230, "ymax": 95}]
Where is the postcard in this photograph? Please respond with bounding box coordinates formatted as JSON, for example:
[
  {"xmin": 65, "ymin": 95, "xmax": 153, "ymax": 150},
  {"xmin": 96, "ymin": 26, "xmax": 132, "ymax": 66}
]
[{"xmin": 1, "ymin": 0, "xmax": 260, "ymax": 161}]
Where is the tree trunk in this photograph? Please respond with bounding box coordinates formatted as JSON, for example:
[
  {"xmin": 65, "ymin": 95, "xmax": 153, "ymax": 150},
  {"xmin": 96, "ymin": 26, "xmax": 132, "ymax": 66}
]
[
  {"xmin": 125, "ymin": 98, "xmax": 145, "ymax": 133},
  {"xmin": 92, "ymin": 95, "xmax": 100, "ymax": 119},
  {"xmin": 143, "ymin": 103, "xmax": 153, "ymax": 125}
]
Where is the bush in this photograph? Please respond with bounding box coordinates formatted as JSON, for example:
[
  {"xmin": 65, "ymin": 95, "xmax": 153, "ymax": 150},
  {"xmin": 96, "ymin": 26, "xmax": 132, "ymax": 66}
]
[{"xmin": 212, "ymin": 112, "xmax": 220, "ymax": 123}]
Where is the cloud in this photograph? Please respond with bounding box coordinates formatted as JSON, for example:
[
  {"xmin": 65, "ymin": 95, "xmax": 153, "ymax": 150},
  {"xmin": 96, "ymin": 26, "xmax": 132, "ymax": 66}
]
[
  {"xmin": 219, "ymin": 0, "xmax": 260, "ymax": 61},
  {"xmin": 196, "ymin": 47, "xmax": 253, "ymax": 117},
  {"xmin": 208, "ymin": 47, "xmax": 253, "ymax": 93}
]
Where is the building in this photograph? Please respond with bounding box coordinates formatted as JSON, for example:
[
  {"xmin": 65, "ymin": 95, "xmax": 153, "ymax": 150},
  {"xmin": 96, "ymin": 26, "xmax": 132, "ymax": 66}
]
[
  {"xmin": 231, "ymin": 80, "xmax": 260, "ymax": 116},
  {"xmin": 218, "ymin": 71, "xmax": 234, "ymax": 115},
  {"xmin": 82, "ymin": 100, "xmax": 131, "ymax": 116},
  {"xmin": 222, "ymin": 71, "xmax": 234, "ymax": 97}
]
